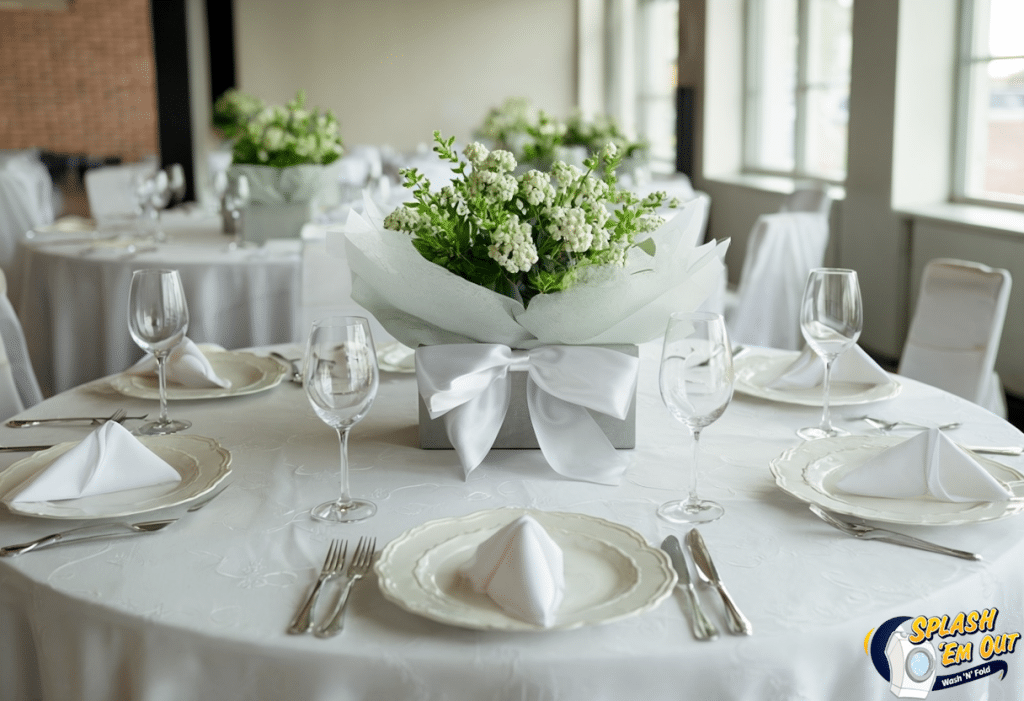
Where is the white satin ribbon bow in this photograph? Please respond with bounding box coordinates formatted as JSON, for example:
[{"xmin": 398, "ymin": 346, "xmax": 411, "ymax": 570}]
[{"xmin": 416, "ymin": 344, "xmax": 639, "ymax": 485}]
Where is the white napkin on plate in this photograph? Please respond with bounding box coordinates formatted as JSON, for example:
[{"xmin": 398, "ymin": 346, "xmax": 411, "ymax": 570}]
[
  {"xmin": 767, "ymin": 345, "xmax": 891, "ymax": 390},
  {"xmin": 127, "ymin": 338, "xmax": 231, "ymax": 389},
  {"xmin": 7, "ymin": 421, "xmax": 182, "ymax": 503},
  {"xmin": 836, "ymin": 428, "xmax": 1012, "ymax": 502},
  {"xmin": 458, "ymin": 515, "xmax": 565, "ymax": 627}
]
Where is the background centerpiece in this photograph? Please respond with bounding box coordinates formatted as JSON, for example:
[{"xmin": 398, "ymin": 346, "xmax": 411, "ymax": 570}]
[
  {"xmin": 224, "ymin": 90, "xmax": 344, "ymax": 244},
  {"xmin": 333, "ymin": 132, "xmax": 727, "ymax": 484}
]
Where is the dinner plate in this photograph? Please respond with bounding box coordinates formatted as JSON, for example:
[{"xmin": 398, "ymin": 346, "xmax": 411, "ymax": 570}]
[
  {"xmin": 734, "ymin": 348, "xmax": 901, "ymax": 406},
  {"xmin": 375, "ymin": 508, "xmax": 677, "ymax": 631},
  {"xmin": 110, "ymin": 350, "xmax": 286, "ymax": 400},
  {"xmin": 770, "ymin": 435, "xmax": 1024, "ymax": 526},
  {"xmin": 377, "ymin": 342, "xmax": 415, "ymax": 373},
  {"xmin": 0, "ymin": 435, "xmax": 232, "ymax": 520}
]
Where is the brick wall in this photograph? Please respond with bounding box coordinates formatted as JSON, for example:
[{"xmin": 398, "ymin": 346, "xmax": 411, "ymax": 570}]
[{"xmin": 0, "ymin": 0, "xmax": 158, "ymax": 162}]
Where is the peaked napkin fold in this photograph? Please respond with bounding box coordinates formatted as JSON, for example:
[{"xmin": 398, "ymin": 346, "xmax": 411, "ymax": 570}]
[
  {"xmin": 458, "ymin": 515, "xmax": 565, "ymax": 627},
  {"xmin": 837, "ymin": 428, "xmax": 1012, "ymax": 502},
  {"xmin": 767, "ymin": 344, "xmax": 891, "ymax": 390},
  {"xmin": 7, "ymin": 421, "xmax": 182, "ymax": 503},
  {"xmin": 128, "ymin": 338, "xmax": 232, "ymax": 389}
]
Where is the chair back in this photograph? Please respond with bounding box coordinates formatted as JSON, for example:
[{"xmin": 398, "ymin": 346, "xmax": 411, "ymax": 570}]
[
  {"xmin": 728, "ymin": 212, "xmax": 829, "ymax": 349},
  {"xmin": 899, "ymin": 259, "xmax": 1010, "ymax": 411},
  {"xmin": 84, "ymin": 162, "xmax": 155, "ymax": 220},
  {"xmin": 779, "ymin": 183, "xmax": 833, "ymax": 217},
  {"xmin": 0, "ymin": 268, "xmax": 43, "ymax": 420}
]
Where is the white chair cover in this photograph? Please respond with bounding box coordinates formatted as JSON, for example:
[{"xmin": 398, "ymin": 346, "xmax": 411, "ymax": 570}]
[
  {"xmin": 0, "ymin": 269, "xmax": 43, "ymax": 420},
  {"xmin": 727, "ymin": 212, "xmax": 829, "ymax": 350},
  {"xmin": 0, "ymin": 150, "xmax": 56, "ymax": 302},
  {"xmin": 84, "ymin": 161, "xmax": 157, "ymax": 221},
  {"xmin": 779, "ymin": 183, "xmax": 833, "ymax": 216},
  {"xmin": 898, "ymin": 258, "xmax": 1011, "ymax": 417}
]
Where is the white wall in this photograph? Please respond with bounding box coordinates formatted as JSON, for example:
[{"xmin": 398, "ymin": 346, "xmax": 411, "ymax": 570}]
[{"xmin": 232, "ymin": 0, "xmax": 577, "ymax": 150}]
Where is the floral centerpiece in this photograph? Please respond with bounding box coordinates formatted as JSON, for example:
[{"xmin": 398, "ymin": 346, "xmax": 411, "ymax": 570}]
[
  {"xmin": 333, "ymin": 132, "xmax": 726, "ymax": 484},
  {"xmin": 227, "ymin": 91, "xmax": 345, "ymax": 243},
  {"xmin": 212, "ymin": 88, "xmax": 264, "ymax": 140}
]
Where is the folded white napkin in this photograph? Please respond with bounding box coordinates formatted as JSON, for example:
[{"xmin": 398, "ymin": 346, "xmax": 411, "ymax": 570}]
[
  {"xmin": 837, "ymin": 429, "xmax": 1012, "ymax": 502},
  {"xmin": 7, "ymin": 421, "xmax": 182, "ymax": 503},
  {"xmin": 767, "ymin": 345, "xmax": 891, "ymax": 390},
  {"xmin": 458, "ymin": 515, "xmax": 565, "ymax": 627},
  {"xmin": 128, "ymin": 339, "xmax": 231, "ymax": 389}
]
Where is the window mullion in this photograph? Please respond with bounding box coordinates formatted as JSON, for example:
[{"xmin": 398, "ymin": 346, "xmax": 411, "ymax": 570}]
[{"xmin": 794, "ymin": 0, "xmax": 810, "ymax": 177}]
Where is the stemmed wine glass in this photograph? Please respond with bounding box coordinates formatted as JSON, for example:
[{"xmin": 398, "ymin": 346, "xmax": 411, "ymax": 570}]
[
  {"xmin": 304, "ymin": 316, "xmax": 379, "ymax": 523},
  {"xmin": 222, "ymin": 173, "xmax": 250, "ymax": 250},
  {"xmin": 167, "ymin": 164, "xmax": 186, "ymax": 206},
  {"xmin": 658, "ymin": 311, "xmax": 734, "ymax": 524},
  {"xmin": 127, "ymin": 269, "xmax": 191, "ymax": 435},
  {"xmin": 135, "ymin": 170, "xmax": 172, "ymax": 242},
  {"xmin": 796, "ymin": 268, "xmax": 863, "ymax": 439}
]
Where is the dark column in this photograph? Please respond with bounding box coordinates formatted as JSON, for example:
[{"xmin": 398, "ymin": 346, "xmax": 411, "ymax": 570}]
[{"xmin": 150, "ymin": 0, "xmax": 195, "ymax": 202}]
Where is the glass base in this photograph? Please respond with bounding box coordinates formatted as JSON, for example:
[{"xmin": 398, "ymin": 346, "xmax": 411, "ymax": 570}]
[
  {"xmin": 311, "ymin": 498, "xmax": 376, "ymax": 524},
  {"xmin": 657, "ymin": 499, "xmax": 724, "ymax": 524},
  {"xmin": 136, "ymin": 418, "xmax": 191, "ymax": 435},
  {"xmin": 796, "ymin": 425, "xmax": 849, "ymax": 440}
]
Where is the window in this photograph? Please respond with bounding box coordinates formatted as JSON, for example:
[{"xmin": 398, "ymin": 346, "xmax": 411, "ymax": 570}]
[
  {"xmin": 635, "ymin": 0, "xmax": 679, "ymax": 170},
  {"xmin": 743, "ymin": 0, "xmax": 853, "ymax": 181},
  {"xmin": 955, "ymin": 0, "xmax": 1024, "ymax": 208}
]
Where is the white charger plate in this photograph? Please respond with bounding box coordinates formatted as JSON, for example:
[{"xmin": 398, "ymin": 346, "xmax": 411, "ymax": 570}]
[
  {"xmin": 0, "ymin": 435, "xmax": 232, "ymax": 520},
  {"xmin": 735, "ymin": 349, "xmax": 901, "ymax": 406},
  {"xmin": 375, "ymin": 508, "xmax": 677, "ymax": 631},
  {"xmin": 770, "ymin": 434, "xmax": 1024, "ymax": 526},
  {"xmin": 111, "ymin": 350, "xmax": 286, "ymax": 400}
]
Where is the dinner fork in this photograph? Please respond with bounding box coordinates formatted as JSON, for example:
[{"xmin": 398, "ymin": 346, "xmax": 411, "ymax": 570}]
[
  {"xmin": 6, "ymin": 408, "xmax": 141, "ymax": 428},
  {"xmin": 859, "ymin": 416, "xmax": 961, "ymax": 432},
  {"xmin": 287, "ymin": 540, "xmax": 347, "ymax": 635},
  {"xmin": 809, "ymin": 505, "xmax": 981, "ymax": 560},
  {"xmin": 315, "ymin": 536, "xmax": 375, "ymax": 638},
  {"xmin": 269, "ymin": 352, "xmax": 302, "ymax": 384}
]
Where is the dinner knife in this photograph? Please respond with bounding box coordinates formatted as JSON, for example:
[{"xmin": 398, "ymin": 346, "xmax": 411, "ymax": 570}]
[
  {"xmin": 0, "ymin": 519, "xmax": 176, "ymax": 556},
  {"xmin": 0, "ymin": 444, "xmax": 56, "ymax": 452},
  {"xmin": 685, "ymin": 529, "xmax": 753, "ymax": 636},
  {"xmin": 660, "ymin": 535, "xmax": 719, "ymax": 641}
]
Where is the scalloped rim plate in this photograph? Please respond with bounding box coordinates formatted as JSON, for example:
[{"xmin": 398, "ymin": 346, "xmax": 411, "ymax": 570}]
[
  {"xmin": 111, "ymin": 350, "xmax": 287, "ymax": 400},
  {"xmin": 375, "ymin": 508, "xmax": 677, "ymax": 631},
  {"xmin": 734, "ymin": 348, "xmax": 901, "ymax": 406},
  {"xmin": 770, "ymin": 434, "xmax": 1024, "ymax": 525},
  {"xmin": 0, "ymin": 435, "xmax": 232, "ymax": 520}
]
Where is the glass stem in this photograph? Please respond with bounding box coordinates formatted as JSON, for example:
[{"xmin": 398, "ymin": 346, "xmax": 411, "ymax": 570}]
[
  {"xmin": 335, "ymin": 427, "xmax": 353, "ymax": 508},
  {"xmin": 820, "ymin": 356, "xmax": 834, "ymax": 432},
  {"xmin": 155, "ymin": 351, "xmax": 170, "ymax": 424},
  {"xmin": 686, "ymin": 427, "xmax": 702, "ymax": 507}
]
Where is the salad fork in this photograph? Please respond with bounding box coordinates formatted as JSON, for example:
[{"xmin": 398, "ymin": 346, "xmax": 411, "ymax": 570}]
[
  {"xmin": 315, "ymin": 536, "xmax": 376, "ymax": 638},
  {"xmin": 287, "ymin": 540, "xmax": 347, "ymax": 634}
]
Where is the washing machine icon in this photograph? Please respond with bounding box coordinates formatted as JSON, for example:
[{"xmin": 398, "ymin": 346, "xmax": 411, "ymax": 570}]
[{"xmin": 885, "ymin": 629, "xmax": 937, "ymax": 699}]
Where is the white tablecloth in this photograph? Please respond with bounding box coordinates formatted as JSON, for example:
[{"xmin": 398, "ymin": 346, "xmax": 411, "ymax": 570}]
[
  {"xmin": 17, "ymin": 210, "xmax": 301, "ymax": 396},
  {"xmin": 1, "ymin": 343, "xmax": 1024, "ymax": 700}
]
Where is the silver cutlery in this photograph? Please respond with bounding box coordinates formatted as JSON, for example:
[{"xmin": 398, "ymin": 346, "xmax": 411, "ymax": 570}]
[
  {"xmin": 315, "ymin": 536, "xmax": 376, "ymax": 638},
  {"xmin": 961, "ymin": 445, "xmax": 1024, "ymax": 456},
  {"xmin": 0, "ymin": 482, "xmax": 228, "ymax": 557},
  {"xmin": 809, "ymin": 505, "xmax": 981, "ymax": 561},
  {"xmin": 660, "ymin": 535, "xmax": 719, "ymax": 641},
  {"xmin": 860, "ymin": 416, "xmax": 961, "ymax": 432},
  {"xmin": 269, "ymin": 352, "xmax": 302, "ymax": 384},
  {"xmin": 287, "ymin": 540, "xmax": 346, "ymax": 635},
  {"xmin": 685, "ymin": 529, "xmax": 753, "ymax": 635},
  {"xmin": 0, "ymin": 444, "xmax": 58, "ymax": 452},
  {"xmin": 6, "ymin": 408, "xmax": 146, "ymax": 428}
]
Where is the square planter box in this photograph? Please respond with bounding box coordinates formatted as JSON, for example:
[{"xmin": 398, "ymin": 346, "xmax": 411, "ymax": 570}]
[
  {"xmin": 241, "ymin": 201, "xmax": 313, "ymax": 245},
  {"xmin": 418, "ymin": 344, "xmax": 638, "ymax": 450}
]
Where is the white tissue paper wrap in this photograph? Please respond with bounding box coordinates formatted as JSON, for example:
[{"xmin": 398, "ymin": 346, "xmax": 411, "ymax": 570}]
[
  {"xmin": 329, "ymin": 194, "xmax": 726, "ymax": 349},
  {"xmin": 417, "ymin": 344, "xmax": 638, "ymax": 484},
  {"xmin": 128, "ymin": 339, "xmax": 231, "ymax": 389},
  {"xmin": 767, "ymin": 344, "xmax": 891, "ymax": 390},
  {"xmin": 459, "ymin": 515, "xmax": 565, "ymax": 627},
  {"xmin": 837, "ymin": 428, "xmax": 1012, "ymax": 502},
  {"xmin": 6, "ymin": 421, "xmax": 181, "ymax": 503}
]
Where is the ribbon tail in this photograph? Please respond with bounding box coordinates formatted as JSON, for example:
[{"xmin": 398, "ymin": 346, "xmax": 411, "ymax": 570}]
[
  {"xmin": 527, "ymin": 379, "xmax": 627, "ymax": 485},
  {"xmin": 442, "ymin": 377, "xmax": 512, "ymax": 478}
]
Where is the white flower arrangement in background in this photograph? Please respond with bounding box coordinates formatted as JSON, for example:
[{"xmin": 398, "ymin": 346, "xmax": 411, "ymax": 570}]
[
  {"xmin": 382, "ymin": 132, "xmax": 675, "ymax": 307},
  {"xmin": 229, "ymin": 91, "xmax": 344, "ymax": 168}
]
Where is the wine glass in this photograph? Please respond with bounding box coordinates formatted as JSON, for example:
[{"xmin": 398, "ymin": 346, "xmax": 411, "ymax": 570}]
[
  {"xmin": 135, "ymin": 170, "xmax": 171, "ymax": 242},
  {"xmin": 657, "ymin": 311, "xmax": 734, "ymax": 524},
  {"xmin": 167, "ymin": 164, "xmax": 186, "ymax": 206},
  {"xmin": 796, "ymin": 268, "xmax": 863, "ymax": 440},
  {"xmin": 304, "ymin": 316, "xmax": 379, "ymax": 523},
  {"xmin": 222, "ymin": 173, "xmax": 250, "ymax": 250},
  {"xmin": 127, "ymin": 269, "xmax": 191, "ymax": 435}
]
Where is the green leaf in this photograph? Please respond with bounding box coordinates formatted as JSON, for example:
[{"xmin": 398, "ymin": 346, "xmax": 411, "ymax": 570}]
[{"xmin": 636, "ymin": 238, "xmax": 656, "ymax": 256}]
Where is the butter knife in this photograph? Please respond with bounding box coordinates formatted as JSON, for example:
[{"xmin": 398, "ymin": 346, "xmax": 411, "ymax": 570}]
[
  {"xmin": 661, "ymin": 535, "xmax": 718, "ymax": 641},
  {"xmin": 685, "ymin": 529, "xmax": 753, "ymax": 636},
  {"xmin": 0, "ymin": 519, "xmax": 175, "ymax": 556}
]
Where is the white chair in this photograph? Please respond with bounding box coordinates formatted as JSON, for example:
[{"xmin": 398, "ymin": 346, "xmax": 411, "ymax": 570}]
[
  {"xmin": 83, "ymin": 160, "xmax": 156, "ymax": 221},
  {"xmin": 779, "ymin": 182, "xmax": 833, "ymax": 217},
  {"xmin": 0, "ymin": 268, "xmax": 43, "ymax": 420},
  {"xmin": 0, "ymin": 150, "xmax": 56, "ymax": 303},
  {"xmin": 898, "ymin": 258, "xmax": 1011, "ymax": 417}
]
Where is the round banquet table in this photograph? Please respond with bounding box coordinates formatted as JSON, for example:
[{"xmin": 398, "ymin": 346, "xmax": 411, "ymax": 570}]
[
  {"xmin": 16, "ymin": 210, "xmax": 301, "ymax": 397},
  {"xmin": 2, "ymin": 343, "xmax": 1024, "ymax": 701}
]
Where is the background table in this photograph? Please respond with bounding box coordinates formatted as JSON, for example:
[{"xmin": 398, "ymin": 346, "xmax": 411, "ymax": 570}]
[
  {"xmin": 17, "ymin": 210, "xmax": 300, "ymax": 396},
  {"xmin": 2, "ymin": 343, "xmax": 1023, "ymax": 700}
]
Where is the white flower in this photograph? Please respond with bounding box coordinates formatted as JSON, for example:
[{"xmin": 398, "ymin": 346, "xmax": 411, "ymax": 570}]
[
  {"xmin": 548, "ymin": 206, "xmax": 594, "ymax": 253},
  {"xmin": 263, "ymin": 126, "xmax": 285, "ymax": 151},
  {"xmin": 464, "ymin": 142, "xmax": 489, "ymax": 167},
  {"xmin": 384, "ymin": 205, "xmax": 422, "ymax": 232},
  {"xmin": 487, "ymin": 215, "xmax": 538, "ymax": 273},
  {"xmin": 601, "ymin": 141, "xmax": 618, "ymax": 161},
  {"xmin": 519, "ymin": 170, "xmax": 555, "ymax": 207},
  {"xmin": 484, "ymin": 149, "xmax": 517, "ymax": 173}
]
